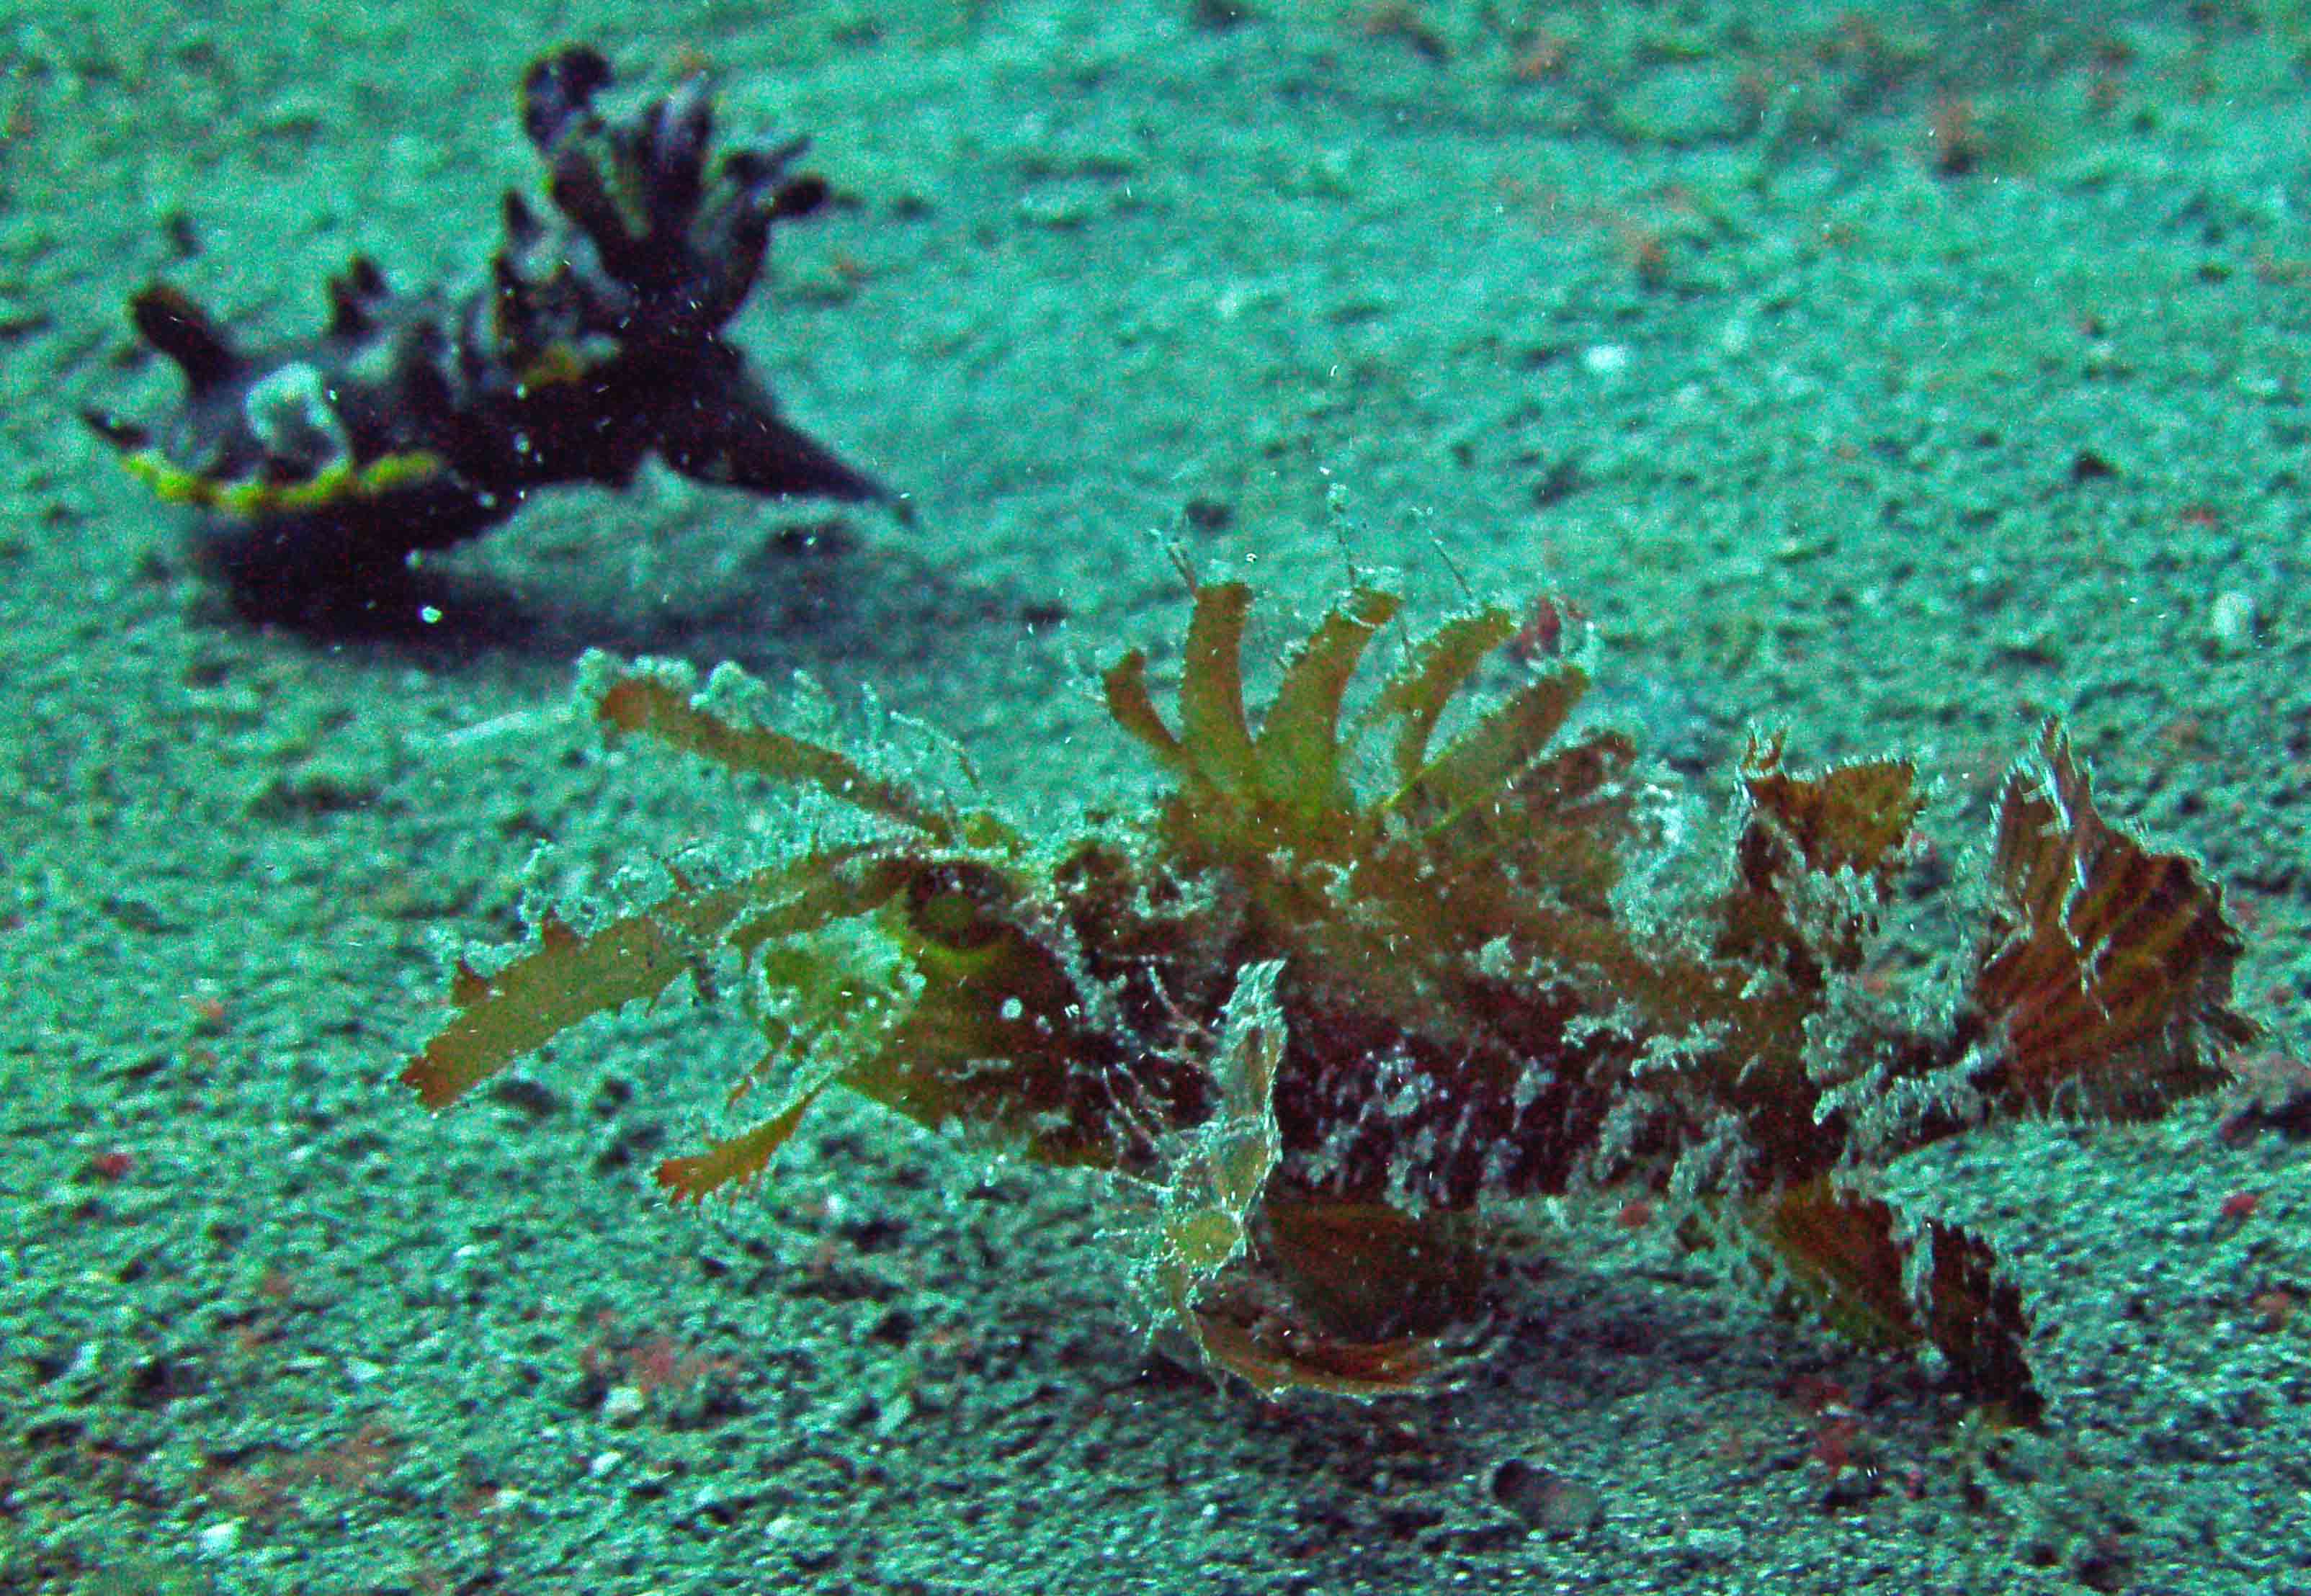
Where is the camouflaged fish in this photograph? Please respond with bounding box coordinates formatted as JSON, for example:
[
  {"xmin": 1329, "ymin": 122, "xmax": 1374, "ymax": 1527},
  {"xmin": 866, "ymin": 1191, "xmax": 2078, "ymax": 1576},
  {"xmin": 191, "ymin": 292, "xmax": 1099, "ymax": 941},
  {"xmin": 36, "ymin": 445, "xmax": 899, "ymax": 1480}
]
[
  {"xmin": 84, "ymin": 45, "xmax": 893, "ymax": 624},
  {"xmin": 404, "ymin": 580, "xmax": 2265, "ymax": 1416}
]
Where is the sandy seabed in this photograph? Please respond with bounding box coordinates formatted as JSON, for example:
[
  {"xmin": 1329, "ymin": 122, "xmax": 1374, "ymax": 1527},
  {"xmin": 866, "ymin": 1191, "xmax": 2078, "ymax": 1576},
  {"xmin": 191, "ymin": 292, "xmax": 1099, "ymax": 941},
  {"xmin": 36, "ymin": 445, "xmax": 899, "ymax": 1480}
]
[{"xmin": 4, "ymin": 2, "xmax": 2310, "ymax": 1591}]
